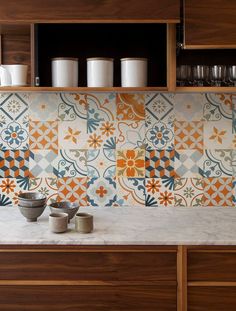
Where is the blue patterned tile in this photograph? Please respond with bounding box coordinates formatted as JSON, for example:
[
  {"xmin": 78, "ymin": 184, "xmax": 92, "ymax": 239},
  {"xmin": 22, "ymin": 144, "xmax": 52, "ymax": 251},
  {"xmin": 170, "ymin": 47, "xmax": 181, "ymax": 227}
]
[
  {"xmin": 30, "ymin": 150, "xmax": 58, "ymax": 178},
  {"xmin": 203, "ymin": 149, "xmax": 232, "ymax": 177},
  {"xmin": 145, "ymin": 93, "xmax": 174, "ymax": 123},
  {"xmin": 203, "ymin": 94, "xmax": 232, "ymax": 121},
  {"xmin": 145, "ymin": 149, "xmax": 175, "ymax": 178},
  {"xmin": 87, "ymin": 149, "xmax": 116, "ymax": 178},
  {"xmin": 87, "ymin": 177, "xmax": 116, "ymax": 206},
  {"xmin": 116, "ymin": 178, "xmax": 145, "ymax": 206}
]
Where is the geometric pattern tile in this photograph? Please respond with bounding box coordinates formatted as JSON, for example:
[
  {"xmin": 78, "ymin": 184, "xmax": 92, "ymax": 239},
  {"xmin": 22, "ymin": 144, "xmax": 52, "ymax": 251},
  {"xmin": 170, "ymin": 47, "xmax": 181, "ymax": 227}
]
[
  {"xmin": 145, "ymin": 149, "xmax": 175, "ymax": 178},
  {"xmin": 174, "ymin": 121, "xmax": 203, "ymax": 149},
  {"xmin": 57, "ymin": 177, "xmax": 87, "ymax": 205},
  {"xmin": 173, "ymin": 93, "xmax": 204, "ymax": 121},
  {"xmin": 145, "ymin": 93, "xmax": 174, "ymax": 123},
  {"xmin": 0, "ymin": 93, "xmax": 28, "ymax": 122},
  {"xmin": 29, "ymin": 150, "xmax": 58, "ymax": 178},
  {"xmin": 146, "ymin": 121, "xmax": 174, "ymax": 150},
  {"xmin": 29, "ymin": 121, "xmax": 58, "ymax": 151},
  {"xmin": 0, "ymin": 120, "xmax": 29, "ymax": 150},
  {"xmin": 203, "ymin": 177, "xmax": 233, "ymax": 207},
  {"xmin": 175, "ymin": 149, "xmax": 204, "ymax": 178},
  {"xmin": 174, "ymin": 178, "xmax": 204, "ymax": 207},
  {"xmin": 0, "ymin": 150, "xmax": 29, "ymax": 178},
  {"xmin": 87, "ymin": 177, "xmax": 116, "ymax": 206}
]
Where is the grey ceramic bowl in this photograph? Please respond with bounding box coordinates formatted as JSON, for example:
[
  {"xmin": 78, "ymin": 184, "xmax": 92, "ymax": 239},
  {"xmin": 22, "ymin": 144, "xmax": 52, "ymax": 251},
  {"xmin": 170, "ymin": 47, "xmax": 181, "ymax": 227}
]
[
  {"xmin": 18, "ymin": 192, "xmax": 47, "ymax": 207},
  {"xmin": 49, "ymin": 201, "xmax": 79, "ymax": 223},
  {"xmin": 18, "ymin": 205, "xmax": 46, "ymax": 222}
]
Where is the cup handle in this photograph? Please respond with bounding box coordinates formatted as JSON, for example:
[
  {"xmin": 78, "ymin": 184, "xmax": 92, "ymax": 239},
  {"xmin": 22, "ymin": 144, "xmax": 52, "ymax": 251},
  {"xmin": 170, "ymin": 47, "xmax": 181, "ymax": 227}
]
[{"xmin": 0, "ymin": 65, "xmax": 12, "ymax": 86}]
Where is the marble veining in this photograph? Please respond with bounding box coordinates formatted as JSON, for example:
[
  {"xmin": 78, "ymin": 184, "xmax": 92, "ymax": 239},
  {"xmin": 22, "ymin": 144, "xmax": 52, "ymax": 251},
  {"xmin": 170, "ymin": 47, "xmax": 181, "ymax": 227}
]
[{"xmin": 1, "ymin": 206, "xmax": 236, "ymax": 245}]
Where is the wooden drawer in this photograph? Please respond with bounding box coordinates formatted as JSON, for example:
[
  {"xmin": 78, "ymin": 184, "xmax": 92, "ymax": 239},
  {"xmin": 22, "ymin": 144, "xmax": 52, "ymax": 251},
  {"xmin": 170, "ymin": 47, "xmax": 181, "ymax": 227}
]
[
  {"xmin": 188, "ymin": 250, "xmax": 236, "ymax": 281},
  {"xmin": 188, "ymin": 287, "xmax": 236, "ymax": 311},
  {"xmin": 0, "ymin": 285, "xmax": 176, "ymax": 311},
  {"xmin": 0, "ymin": 247, "xmax": 177, "ymax": 281}
]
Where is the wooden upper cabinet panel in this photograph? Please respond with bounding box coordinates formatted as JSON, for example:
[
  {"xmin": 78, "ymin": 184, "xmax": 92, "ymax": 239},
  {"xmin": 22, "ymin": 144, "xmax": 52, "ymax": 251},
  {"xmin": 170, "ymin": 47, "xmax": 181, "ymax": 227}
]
[
  {"xmin": 184, "ymin": 0, "xmax": 236, "ymax": 48},
  {"xmin": 0, "ymin": 0, "xmax": 180, "ymax": 22}
]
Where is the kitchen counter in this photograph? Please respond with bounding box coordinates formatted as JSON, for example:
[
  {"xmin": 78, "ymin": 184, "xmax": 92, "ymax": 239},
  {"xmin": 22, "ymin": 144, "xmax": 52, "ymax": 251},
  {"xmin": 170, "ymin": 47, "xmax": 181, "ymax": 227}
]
[{"xmin": 1, "ymin": 206, "xmax": 236, "ymax": 245}]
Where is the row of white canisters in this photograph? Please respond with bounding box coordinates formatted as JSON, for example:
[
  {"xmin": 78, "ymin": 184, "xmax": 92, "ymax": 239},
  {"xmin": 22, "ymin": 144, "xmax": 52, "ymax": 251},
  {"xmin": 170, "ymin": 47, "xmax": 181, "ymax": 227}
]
[{"xmin": 52, "ymin": 57, "xmax": 147, "ymax": 87}]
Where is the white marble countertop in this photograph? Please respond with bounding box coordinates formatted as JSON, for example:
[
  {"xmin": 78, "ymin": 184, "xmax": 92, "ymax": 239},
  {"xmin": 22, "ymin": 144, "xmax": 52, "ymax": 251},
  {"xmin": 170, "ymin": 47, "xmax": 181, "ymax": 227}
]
[{"xmin": 1, "ymin": 206, "xmax": 236, "ymax": 245}]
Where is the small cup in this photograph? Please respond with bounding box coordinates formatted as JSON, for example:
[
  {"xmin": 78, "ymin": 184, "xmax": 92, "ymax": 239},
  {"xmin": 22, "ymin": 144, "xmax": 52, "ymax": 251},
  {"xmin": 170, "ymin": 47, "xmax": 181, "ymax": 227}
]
[
  {"xmin": 75, "ymin": 213, "xmax": 93, "ymax": 233},
  {"xmin": 49, "ymin": 212, "xmax": 68, "ymax": 233}
]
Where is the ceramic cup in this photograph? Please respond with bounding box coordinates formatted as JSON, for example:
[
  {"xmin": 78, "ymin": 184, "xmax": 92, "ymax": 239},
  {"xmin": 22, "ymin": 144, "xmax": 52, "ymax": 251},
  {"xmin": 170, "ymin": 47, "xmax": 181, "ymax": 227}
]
[
  {"xmin": 75, "ymin": 213, "xmax": 93, "ymax": 233},
  {"xmin": 49, "ymin": 212, "xmax": 68, "ymax": 233}
]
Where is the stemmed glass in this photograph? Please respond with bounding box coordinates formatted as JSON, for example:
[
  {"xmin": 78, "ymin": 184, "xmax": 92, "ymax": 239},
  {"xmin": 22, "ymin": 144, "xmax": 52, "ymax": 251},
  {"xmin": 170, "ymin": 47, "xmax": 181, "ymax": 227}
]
[
  {"xmin": 228, "ymin": 65, "xmax": 236, "ymax": 86},
  {"xmin": 176, "ymin": 65, "xmax": 192, "ymax": 86},
  {"xmin": 192, "ymin": 65, "xmax": 210, "ymax": 87},
  {"xmin": 210, "ymin": 65, "xmax": 226, "ymax": 86}
]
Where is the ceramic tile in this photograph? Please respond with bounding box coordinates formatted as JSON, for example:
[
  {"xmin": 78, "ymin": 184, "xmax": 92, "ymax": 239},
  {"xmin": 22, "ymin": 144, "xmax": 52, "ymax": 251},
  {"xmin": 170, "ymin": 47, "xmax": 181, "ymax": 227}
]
[
  {"xmin": 203, "ymin": 177, "xmax": 233, "ymax": 207},
  {"xmin": 0, "ymin": 93, "xmax": 29, "ymax": 122},
  {"xmin": 204, "ymin": 120, "xmax": 233, "ymax": 149},
  {"xmin": 145, "ymin": 149, "xmax": 175, "ymax": 178},
  {"xmin": 116, "ymin": 178, "xmax": 145, "ymax": 206},
  {"xmin": 87, "ymin": 177, "xmax": 116, "ymax": 206},
  {"xmin": 87, "ymin": 120, "xmax": 116, "ymax": 149},
  {"xmin": 29, "ymin": 121, "xmax": 58, "ymax": 151},
  {"xmin": 203, "ymin": 149, "xmax": 232, "ymax": 177},
  {"xmin": 29, "ymin": 177, "xmax": 58, "ymax": 204},
  {"xmin": 146, "ymin": 121, "xmax": 174, "ymax": 150},
  {"xmin": 117, "ymin": 93, "xmax": 145, "ymax": 121},
  {"xmin": 203, "ymin": 93, "xmax": 232, "ymax": 121},
  {"xmin": 57, "ymin": 177, "xmax": 87, "ymax": 205},
  {"xmin": 0, "ymin": 177, "xmax": 29, "ymax": 205},
  {"xmin": 174, "ymin": 121, "xmax": 203, "ymax": 150},
  {"xmin": 116, "ymin": 120, "xmax": 146, "ymax": 149},
  {"xmin": 173, "ymin": 93, "xmax": 204, "ymax": 121},
  {"xmin": 145, "ymin": 93, "xmax": 174, "ymax": 123},
  {"xmin": 58, "ymin": 93, "xmax": 88, "ymax": 121},
  {"xmin": 0, "ymin": 120, "xmax": 29, "ymax": 150},
  {"xmin": 145, "ymin": 177, "xmax": 175, "ymax": 207},
  {"xmin": 117, "ymin": 149, "xmax": 145, "ymax": 178},
  {"xmin": 175, "ymin": 149, "xmax": 204, "ymax": 178},
  {"xmin": 174, "ymin": 178, "xmax": 204, "ymax": 207},
  {"xmin": 29, "ymin": 149, "xmax": 58, "ymax": 178},
  {"xmin": 87, "ymin": 149, "xmax": 116, "ymax": 179},
  {"xmin": 29, "ymin": 93, "xmax": 59, "ymax": 121},
  {"xmin": 0, "ymin": 149, "xmax": 29, "ymax": 178}
]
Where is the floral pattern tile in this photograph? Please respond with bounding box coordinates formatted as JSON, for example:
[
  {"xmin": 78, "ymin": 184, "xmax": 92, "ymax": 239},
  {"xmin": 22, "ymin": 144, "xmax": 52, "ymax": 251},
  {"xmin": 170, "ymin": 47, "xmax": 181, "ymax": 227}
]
[
  {"xmin": 146, "ymin": 121, "xmax": 174, "ymax": 150},
  {"xmin": 145, "ymin": 177, "xmax": 175, "ymax": 207},
  {"xmin": 174, "ymin": 121, "xmax": 203, "ymax": 150},
  {"xmin": 145, "ymin": 93, "xmax": 174, "ymax": 123},
  {"xmin": 0, "ymin": 177, "xmax": 29, "ymax": 205},
  {"xmin": 203, "ymin": 177, "xmax": 233, "ymax": 207},
  {"xmin": 87, "ymin": 120, "xmax": 116, "ymax": 149},
  {"xmin": 145, "ymin": 149, "xmax": 175, "ymax": 178},
  {"xmin": 116, "ymin": 178, "xmax": 145, "ymax": 206},
  {"xmin": 117, "ymin": 94, "xmax": 145, "ymax": 121},
  {"xmin": 87, "ymin": 177, "xmax": 116, "ymax": 206},
  {"xmin": 203, "ymin": 149, "xmax": 232, "ymax": 177},
  {"xmin": 174, "ymin": 178, "xmax": 204, "ymax": 207},
  {"xmin": 29, "ymin": 177, "xmax": 58, "ymax": 204},
  {"xmin": 116, "ymin": 120, "xmax": 146, "ymax": 149},
  {"xmin": 117, "ymin": 149, "xmax": 145, "ymax": 178},
  {"xmin": 29, "ymin": 121, "xmax": 58, "ymax": 151},
  {"xmin": 0, "ymin": 120, "xmax": 29, "ymax": 150},
  {"xmin": 204, "ymin": 120, "xmax": 233, "ymax": 149},
  {"xmin": 87, "ymin": 149, "xmax": 116, "ymax": 179},
  {"xmin": 57, "ymin": 177, "xmax": 87, "ymax": 205},
  {"xmin": 0, "ymin": 93, "xmax": 29, "ymax": 122}
]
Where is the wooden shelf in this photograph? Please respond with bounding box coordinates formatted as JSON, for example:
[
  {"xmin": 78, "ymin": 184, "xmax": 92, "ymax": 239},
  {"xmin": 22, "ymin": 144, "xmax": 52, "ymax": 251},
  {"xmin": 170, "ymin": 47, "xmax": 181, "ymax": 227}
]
[
  {"xmin": 176, "ymin": 87, "xmax": 236, "ymax": 92},
  {"xmin": 0, "ymin": 86, "xmax": 169, "ymax": 92}
]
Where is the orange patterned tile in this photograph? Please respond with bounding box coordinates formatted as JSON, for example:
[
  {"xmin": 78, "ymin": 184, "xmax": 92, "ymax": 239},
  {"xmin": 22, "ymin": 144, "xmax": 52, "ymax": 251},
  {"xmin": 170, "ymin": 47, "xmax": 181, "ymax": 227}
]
[
  {"xmin": 174, "ymin": 121, "xmax": 203, "ymax": 149},
  {"xmin": 57, "ymin": 177, "xmax": 87, "ymax": 205},
  {"xmin": 29, "ymin": 121, "xmax": 58, "ymax": 151},
  {"xmin": 117, "ymin": 94, "xmax": 145, "ymax": 121},
  {"xmin": 117, "ymin": 149, "xmax": 145, "ymax": 178}
]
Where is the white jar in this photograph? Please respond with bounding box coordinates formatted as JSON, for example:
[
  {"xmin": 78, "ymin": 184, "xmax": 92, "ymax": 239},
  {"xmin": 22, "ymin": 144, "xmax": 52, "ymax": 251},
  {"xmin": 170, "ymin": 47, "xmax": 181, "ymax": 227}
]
[
  {"xmin": 87, "ymin": 58, "xmax": 114, "ymax": 87},
  {"xmin": 52, "ymin": 57, "xmax": 78, "ymax": 87},
  {"xmin": 121, "ymin": 58, "xmax": 148, "ymax": 87}
]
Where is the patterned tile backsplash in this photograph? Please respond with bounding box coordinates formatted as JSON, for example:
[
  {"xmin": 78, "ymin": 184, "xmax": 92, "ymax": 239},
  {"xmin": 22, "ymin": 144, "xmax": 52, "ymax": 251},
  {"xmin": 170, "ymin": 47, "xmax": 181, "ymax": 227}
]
[{"xmin": 0, "ymin": 92, "xmax": 235, "ymax": 207}]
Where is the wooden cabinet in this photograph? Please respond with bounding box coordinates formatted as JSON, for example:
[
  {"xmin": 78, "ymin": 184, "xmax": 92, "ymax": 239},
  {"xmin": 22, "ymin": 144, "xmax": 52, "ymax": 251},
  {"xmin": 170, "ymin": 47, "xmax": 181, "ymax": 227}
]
[
  {"xmin": 0, "ymin": 0, "xmax": 180, "ymax": 23},
  {"xmin": 184, "ymin": 0, "xmax": 236, "ymax": 48},
  {"xmin": 0, "ymin": 246, "xmax": 177, "ymax": 311}
]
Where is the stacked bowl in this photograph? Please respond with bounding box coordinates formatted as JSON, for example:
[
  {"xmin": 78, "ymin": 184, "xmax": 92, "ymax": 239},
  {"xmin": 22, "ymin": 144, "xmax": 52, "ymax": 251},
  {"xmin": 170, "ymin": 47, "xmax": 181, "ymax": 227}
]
[{"xmin": 17, "ymin": 192, "xmax": 47, "ymax": 222}]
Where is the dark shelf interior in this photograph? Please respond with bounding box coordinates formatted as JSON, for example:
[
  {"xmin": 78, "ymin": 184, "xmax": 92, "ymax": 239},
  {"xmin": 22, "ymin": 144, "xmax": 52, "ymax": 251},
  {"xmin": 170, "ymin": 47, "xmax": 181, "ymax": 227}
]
[{"xmin": 36, "ymin": 23, "xmax": 167, "ymax": 87}]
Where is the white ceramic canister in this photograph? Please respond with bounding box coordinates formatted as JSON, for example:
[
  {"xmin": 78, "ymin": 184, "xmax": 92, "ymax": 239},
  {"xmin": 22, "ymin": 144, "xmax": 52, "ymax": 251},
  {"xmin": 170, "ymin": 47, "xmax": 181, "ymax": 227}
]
[
  {"xmin": 51, "ymin": 57, "xmax": 78, "ymax": 87},
  {"xmin": 121, "ymin": 58, "xmax": 148, "ymax": 87},
  {"xmin": 87, "ymin": 57, "xmax": 114, "ymax": 87}
]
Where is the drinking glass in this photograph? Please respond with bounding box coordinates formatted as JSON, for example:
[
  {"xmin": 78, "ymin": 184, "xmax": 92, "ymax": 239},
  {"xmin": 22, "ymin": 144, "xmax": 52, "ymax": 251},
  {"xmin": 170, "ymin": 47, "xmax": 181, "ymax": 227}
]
[
  {"xmin": 192, "ymin": 65, "xmax": 210, "ymax": 87},
  {"xmin": 228, "ymin": 65, "xmax": 236, "ymax": 86},
  {"xmin": 176, "ymin": 65, "xmax": 192, "ymax": 86},
  {"xmin": 210, "ymin": 65, "xmax": 226, "ymax": 86}
]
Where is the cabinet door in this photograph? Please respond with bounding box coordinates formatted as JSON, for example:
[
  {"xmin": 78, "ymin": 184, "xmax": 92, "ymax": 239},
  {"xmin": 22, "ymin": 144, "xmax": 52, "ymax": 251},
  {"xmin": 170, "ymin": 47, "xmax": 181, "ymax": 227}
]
[
  {"xmin": 0, "ymin": 0, "xmax": 180, "ymax": 22},
  {"xmin": 184, "ymin": 0, "xmax": 236, "ymax": 48}
]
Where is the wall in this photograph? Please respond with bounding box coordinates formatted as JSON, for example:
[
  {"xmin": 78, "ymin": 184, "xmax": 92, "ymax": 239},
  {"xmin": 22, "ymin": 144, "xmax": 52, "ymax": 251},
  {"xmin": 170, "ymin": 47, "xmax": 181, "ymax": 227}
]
[{"xmin": 0, "ymin": 92, "xmax": 235, "ymax": 207}]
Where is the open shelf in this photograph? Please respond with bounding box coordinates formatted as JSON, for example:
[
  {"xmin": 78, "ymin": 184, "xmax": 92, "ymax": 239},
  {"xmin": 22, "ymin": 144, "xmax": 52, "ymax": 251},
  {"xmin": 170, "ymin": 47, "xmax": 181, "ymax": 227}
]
[
  {"xmin": 176, "ymin": 87, "xmax": 236, "ymax": 92},
  {"xmin": 35, "ymin": 23, "xmax": 167, "ymax": 88}
]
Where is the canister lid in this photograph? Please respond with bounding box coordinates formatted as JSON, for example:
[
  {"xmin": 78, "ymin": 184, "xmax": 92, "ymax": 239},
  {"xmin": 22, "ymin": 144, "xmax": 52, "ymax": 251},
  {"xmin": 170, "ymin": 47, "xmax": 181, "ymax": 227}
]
[
  {"xmin": 51, "ymin": 57, "xmax": 78, "ymax": 61},
  {"xmin": 87, "ymin": 57, "xmax": 114, "ymax": 61},
  {"xmin": 121, "ymin": 57, "xmax": 148, "ymax": 61}
]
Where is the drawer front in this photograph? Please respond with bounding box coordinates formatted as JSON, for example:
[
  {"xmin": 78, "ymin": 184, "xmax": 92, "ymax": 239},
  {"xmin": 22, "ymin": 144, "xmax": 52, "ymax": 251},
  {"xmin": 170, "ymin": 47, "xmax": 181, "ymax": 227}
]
[
  {"xmin": 0, "ymin": 285, "xmax": 176, "ymax": 311},
  {"xmin": 188, "ymin": 287, "xmax": 236, "ymax": 311},
  {"xmin": 0, "ymin": 251, "xmax": 176, "ymax": 281},
  {"xmin": 188, "ymin": 251, "xmax": 236, "ymax": 281}
]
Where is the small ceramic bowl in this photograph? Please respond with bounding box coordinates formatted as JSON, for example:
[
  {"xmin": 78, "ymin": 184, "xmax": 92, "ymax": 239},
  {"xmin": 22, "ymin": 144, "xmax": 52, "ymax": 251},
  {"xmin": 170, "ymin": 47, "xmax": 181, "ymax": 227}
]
[
  {"xmin": 49, "ymin": 201, "xmax": 79, "ymax": 223},
  {"xmin": 18, "ymin": 192, "xmax": 47, "ymax": 208},
  {"xmin": 18, "ymin": 205, "xmax": 46, "ymax": 222}
]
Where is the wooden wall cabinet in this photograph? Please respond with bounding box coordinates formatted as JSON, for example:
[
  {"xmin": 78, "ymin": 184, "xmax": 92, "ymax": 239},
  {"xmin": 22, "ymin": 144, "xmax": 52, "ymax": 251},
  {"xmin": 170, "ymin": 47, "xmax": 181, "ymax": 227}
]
[{"xmin": 184, "ymin": 0, "xmax": 236, "ymax": 49}]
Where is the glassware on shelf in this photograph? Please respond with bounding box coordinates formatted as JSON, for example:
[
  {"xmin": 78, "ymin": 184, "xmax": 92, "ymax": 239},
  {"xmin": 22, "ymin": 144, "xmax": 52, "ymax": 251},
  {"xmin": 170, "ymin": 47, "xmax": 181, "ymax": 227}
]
[
  {"xmin": 192, "ymin": 65, "xmax": 210, "ymax": 87},
  {"xmin": 228, "ymin": 65, "xmax": 236, "ymax": 86},
  {"xmin": 210, "ymin": 65, "xmax": 226, "ymax": 87},
  {"xmin": 176, "ymin": 65, "xmax": 192, "ymax": 86}
]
